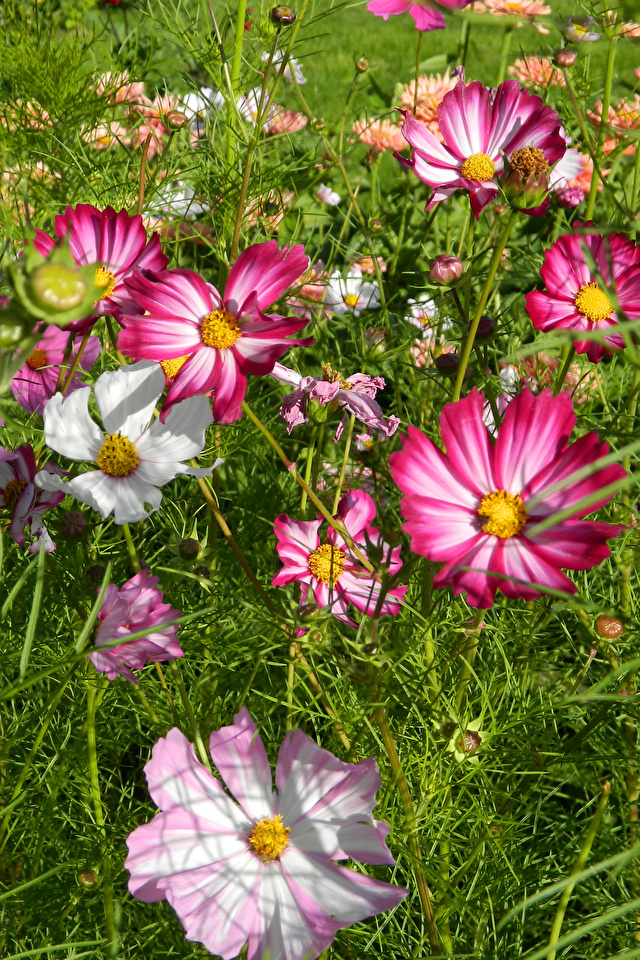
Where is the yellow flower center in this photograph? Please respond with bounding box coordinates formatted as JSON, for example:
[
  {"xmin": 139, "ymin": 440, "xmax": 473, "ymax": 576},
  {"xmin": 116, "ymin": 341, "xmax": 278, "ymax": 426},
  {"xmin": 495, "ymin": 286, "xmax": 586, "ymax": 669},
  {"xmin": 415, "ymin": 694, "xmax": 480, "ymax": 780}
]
[
  {"xmin": 478, "ymin": 489, "xmax": 528, "ymax": 538},
  {"xmin": 96, "ymin": 432, "xmax": 140, "ymax": 477},
  {"xmin": 508, "ymin": 146, "xmax": 549, "ymax": 178},
  {"xmin": 26, "ymin": 349, "xmax": 48, "ymax": 370},
  {"xmin": 4, "ymin": 478, "xmax": 27, "ymax": 509},
  {"xmin": 95, "ymin": 265, "xmax": 116, "ymax": 300},
  {"xmin": 249, "ymin": 815, "xmax": 290, "ymax": 862},
  {"xmin": 322, "ymin": 362, "xmax": 352, "ymax": 390},
  {"xmin": 308, "ymin": 542, "xmax": 347, "ymax": 586},
  {"xmin": 460, "ymin": 152, "xmax": 495, "ymax": 182},
  {"xmin": 343, "ymin": 292, "xmax": 360, "ymax": 308},
  {"xmin": 160, "ymin": 356, "xmax": 189, "ymax": 380},
  {"xmin": 574, "ymin": 282, "xmax": 613, "ymax": 322},
  {"xmin": 200, "ymin": 309, "xmax": 242, "ymax": 350}
]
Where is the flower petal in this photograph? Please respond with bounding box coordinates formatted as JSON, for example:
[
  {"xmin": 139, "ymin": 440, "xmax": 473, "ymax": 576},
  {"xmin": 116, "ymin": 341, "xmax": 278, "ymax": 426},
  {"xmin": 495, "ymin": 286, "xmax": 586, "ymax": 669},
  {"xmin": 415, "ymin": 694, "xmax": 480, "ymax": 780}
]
[
  {"xmin": 208, "ymin": 707, "xmax": 276, "ymax": 821},
  {"xmin": 42, "ymin": 389, "xmax": 103, "ymax": 461},
  {"xmin": 94, "ymin": 361, "xmax": 163, "ymax": 439}
]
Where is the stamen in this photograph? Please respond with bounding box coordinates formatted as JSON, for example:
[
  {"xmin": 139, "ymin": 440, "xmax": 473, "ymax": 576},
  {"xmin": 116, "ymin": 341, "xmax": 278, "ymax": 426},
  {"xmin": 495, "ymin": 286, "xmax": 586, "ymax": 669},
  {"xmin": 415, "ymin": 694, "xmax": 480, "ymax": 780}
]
[
  {"xmin": 96, "ymin": 432, "xmax": 140, "ymax": 477},
  {"xmin": 574, "ymin": 282, "xmax": 613, "ymax": 322},
  {"xmin": 478, "ymin": 489, "xmax": 527, "ymax": 538},
  {"xmin": 200, "ymin": 309, "xmax": 242, "ymax": 350},
  {"xmin": 460, "ymin": 152, "xmax": 495, "ymax": 182},
  {"xmin": 26, "ymin": 349, "xmax": 48, "ymax": 370},
  {"xmin": 95, "ymin": 266, "xmax": 116, "ymax": 300},
  {"xmin": 160, "ymin": 356, "xmax": 189, "ymax": 380},
  {"xmin": 249, "ymin": 815, "xmax": 290, "ymax": 862},
  {"xmin": 3, "ymin": 478, "xmax": 27, "ymax": 509},
  {"xmin": 508, "ymin": 146, "xmax": 549, "ymax": 178},
  {"xmin": 343, "ymin": 292, "xmax": 360, "ymax": 308},
  {"xmin": 308, "ymin": 542, "xmax": 347, "ymax": 585}
]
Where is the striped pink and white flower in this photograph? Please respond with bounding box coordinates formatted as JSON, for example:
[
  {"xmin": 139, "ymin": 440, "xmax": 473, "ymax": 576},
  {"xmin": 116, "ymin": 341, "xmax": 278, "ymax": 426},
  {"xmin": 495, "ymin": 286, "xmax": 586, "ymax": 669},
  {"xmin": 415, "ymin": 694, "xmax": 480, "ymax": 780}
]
[
  {"xmin": 390, "ymin": 388, "xmax": 626, "ymax": 608},
  {"xmin": 367, "ymin": 0, "xmax": 472, "ymax": 31},
  {"xmin": 398, "ymin": 79, "xmax": 567, "ymax": 218},
  {"xmin": 119, "ymin": 241, "xmax": 312, "ymax": 424}
]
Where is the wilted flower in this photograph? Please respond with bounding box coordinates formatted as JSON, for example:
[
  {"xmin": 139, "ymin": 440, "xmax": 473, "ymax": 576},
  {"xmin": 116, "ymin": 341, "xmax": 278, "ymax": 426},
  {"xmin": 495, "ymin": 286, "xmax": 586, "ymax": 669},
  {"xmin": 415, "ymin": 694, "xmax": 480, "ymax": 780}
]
[
  {"xmin": 0, "ymin": 444, "xmax": 65, "ymax": 553},
  {"xmin": 90, "ymin": 570, "xmax": 183, "ymax": 683},
  {"xmin": 125, "ymin": 708, "xmax": 407, "ymax": 958}
]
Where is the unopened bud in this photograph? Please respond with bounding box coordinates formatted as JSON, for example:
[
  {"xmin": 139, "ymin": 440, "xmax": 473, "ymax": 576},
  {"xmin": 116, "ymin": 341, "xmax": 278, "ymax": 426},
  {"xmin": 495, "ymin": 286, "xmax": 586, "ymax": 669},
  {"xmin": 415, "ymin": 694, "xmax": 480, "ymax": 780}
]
[
  {"xmin": 370, "ymin": 218, "xmax": 383, "ymax": 231},
  {"xmin": 555, "ymin": 48, "xmax": 577, "ymax": 67},
  {"xmin": 363, "ymin": 325, "xmax": 386, "ymax": 358},
  {"xmin": 61, "ymin": 510, "xmax": 86, "ymax": 537},
  {"xmin": 179, "ymin": 538, "xmax": 200, "ymax": 560},
  {"xmin": 0, "ymin": 316, "xmax": 27, "ymax": 349},
  {"xmin": 435, "ymin": 353, "xmax": 471, "ymax": 378},
  {"xmin": 299, "ymin": 603, "xmax": 319, "ymax": 620},
  {"xmin": 557, "ymin": 187, "xmax": 584, "ymax": 208},
  {"xmin": 475, "ymin": 315, "xmax": 495, "ymax": 341},
  {"xmin": 355, "ymin": 58, "xmax": 368, "ymax": 73},
  {"xmin": 596, "ymin": 615, "xmax": 624, "ymax": 639},
  {"xmin": 30, "ymin": 263, "xmax": 87, "ymax": 312},
  {"xmin": 195, "ymin": 565, "xmax": 210, "ymax": 580},
  {"xmin": 429, "ymin": 254, "xmax": 463, "ymax": 284},
  {"xmin": 271, "ymin": 4, "xmax": 296, "ymax": 25},
  {"xmin": 165, "ymin": 110, "xmax": 189, "ymax": 129},
  {"xmin": 362, "ymin": 642, "xmax": 378, "ymax": 656},
  {"xmin": 77, "ymin": 869, "xmax": 100, "ymax": 889}
]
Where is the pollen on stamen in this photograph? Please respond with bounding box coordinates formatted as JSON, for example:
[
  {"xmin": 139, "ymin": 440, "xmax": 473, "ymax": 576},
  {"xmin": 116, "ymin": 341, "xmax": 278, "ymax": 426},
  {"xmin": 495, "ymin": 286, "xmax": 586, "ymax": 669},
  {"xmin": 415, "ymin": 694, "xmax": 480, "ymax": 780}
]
[
  {"xmin": 249, "ymin": 815, "xmax": 290, "ymax": 862},
  {"xmin": 95, "ymin": 265, "xmax": 116, "ymax": 300},
  {"xmin": 200, "ymin": 309, "xmax": 242, "ymax": 350},
  {"xmin": 26, "ymin": 349, "xmax": 48, "ymax": 370},
  {"xmin": 3, "ymin": 478, "xmax": 28, "ymax": 510},
  {"xmin": 478, "ymin": 489, "xmax": 527, "ymax": 539},
  {"xmin": 460, "ymin": 152, "xmax": 495, "ymax": 182},
  {"xmin": 160, "ymin": 356, "xmax": 189, "ymax": 380},
  {"xmin": 96, "ymin": 432, "xmax": 140, "ymax": 477},
  {"xmin": 574, "ymin": 282, "xmax": 613, "ymax": 322},
  {"xmin": 308, "ymin": 542, "xmax": 347, "ymax": 585}
]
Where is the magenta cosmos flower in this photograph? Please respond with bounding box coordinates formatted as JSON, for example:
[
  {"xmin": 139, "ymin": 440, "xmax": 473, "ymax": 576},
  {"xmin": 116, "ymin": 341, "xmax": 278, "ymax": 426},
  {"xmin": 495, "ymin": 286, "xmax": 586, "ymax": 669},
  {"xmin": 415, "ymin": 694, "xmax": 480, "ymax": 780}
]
[
  {"xmin": 367, "ymin": 0, "xmax": 472, "ymax": 31},
  {"xmin": 90, "ymin": 570, "xmax": 182, "ymax": 683},
  {"xmin": 11, "ymin": 323, "xmax": 101, "ymax": 415},
  {"xmin": 389, "ymin": 389, "xmax": 626, "ymax": 608},
  {"xmin": 399, "ymin": 79, "xmax": 567, "ymax": 218},
  {"xmin": 524, "ymin": 227, "xmax": 640, "ymax": 363},
  {"xmin": 33, "ymin": 204, "xmax": 168, "ymax": 330},
  {"xmin": 273, "ymin": 489, "xmax": 406, "ymax": 626},
  {"xmin": 126, "ymin": 708, "xmax": 406, "ymax": 960},
  {"xmin": 118, "ymin": 241, "xmax": 312, "ymax": 424},
  {"xmin": 0, "ymin": 444, "xmax": 65, "ymax": 553}
]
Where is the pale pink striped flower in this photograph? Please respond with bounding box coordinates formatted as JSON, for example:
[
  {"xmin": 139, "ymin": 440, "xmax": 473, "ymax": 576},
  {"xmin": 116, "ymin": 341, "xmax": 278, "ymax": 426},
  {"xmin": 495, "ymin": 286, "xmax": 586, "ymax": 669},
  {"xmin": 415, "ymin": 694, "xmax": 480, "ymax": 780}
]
[{"xmin": 474, "ymin": 0, "xmax": 551, "ymax": 33}]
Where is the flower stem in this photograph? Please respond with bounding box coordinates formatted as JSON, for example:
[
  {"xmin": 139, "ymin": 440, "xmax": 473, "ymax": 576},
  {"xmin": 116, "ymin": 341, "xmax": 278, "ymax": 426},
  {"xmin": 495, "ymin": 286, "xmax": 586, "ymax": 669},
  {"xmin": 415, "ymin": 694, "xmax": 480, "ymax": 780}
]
[
  {"xmin": 585, "ymin": 37, "xmax": 617, "ymax": 221},
  {"xmin": 122, "ymin": 523, "xmax": 140, "ymax": 573},
  {"xmin": 299, "ymin": 427, "xmax": 316, "ymax": 519},
  {"xmin": 169, "ymin": 660, "xmax": 212, "ymax": 771},
  {"xmin": 496, "ymin": 25, "xmax": 513, "ymax": 85},
  {"xmin": 136, "ymin": 132, "xmax": 152, "ymax": 217},
  {"xmin": 413, "ymin": 32, "xmax": 423, "ymax": 116},
  {"xmin": 332, "ymin": 413, "xmax": 356, "ymax": 514},
  {"xmin": 55, "ymin": 334, "xmax": 74, "ymax": 392},
  {"xmin": 451, "ymin": 210, "xmax": 518, "ymax": 403},
  {"xmin": 552, "ymin": 344, "xmax": 575, "ymax": 396},
  {"xmin": 60, "ymin": 329, "xmax": 92, "ymax": 396},
  {"xmin": 226, "ymin": 0, "xmax": 248, "ymax": 170},
  {"xmin": 86, "ymin": 677, "xmax": 117, "ymax": 957},
  {"xmin": 374, "ymin": 704, "xmax": 441, "ymax": 955},
  {"xmin": 453, "ymin": 612, "xmax": 484, "ymax": 714}
]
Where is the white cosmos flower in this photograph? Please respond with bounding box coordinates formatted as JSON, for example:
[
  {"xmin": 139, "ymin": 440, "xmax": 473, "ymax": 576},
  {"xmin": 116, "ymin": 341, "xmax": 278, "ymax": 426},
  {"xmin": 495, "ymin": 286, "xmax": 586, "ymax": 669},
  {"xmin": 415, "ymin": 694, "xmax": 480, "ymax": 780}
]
[
  {"xmin": 35, "ymin": 361, "xmax": 219, "ymax": 525},
  {"xmin": 324, "ymin": 268, "xmax": 380, "ymax": 316}
]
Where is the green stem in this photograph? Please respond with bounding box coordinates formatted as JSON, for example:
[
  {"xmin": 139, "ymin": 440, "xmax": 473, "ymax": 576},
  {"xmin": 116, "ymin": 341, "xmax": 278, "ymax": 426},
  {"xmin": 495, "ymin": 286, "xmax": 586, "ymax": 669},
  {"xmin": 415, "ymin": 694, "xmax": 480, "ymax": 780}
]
[
  {"xmin": 332, "ymin": 414, "xmax": 356, "ymax": 514},
  {"xmin": 631, "ymin": 142, "xmax": 640, "ymax": 234},
  {"xmin": 451, "ymin": 210, "xmax": 518, "ymax": 403},
  {"xmin": 413, "ymin": 32, "xmax": 423, "ymax": 116},
  {"xmin": 374, "ymin": 705, "xmax": 441, "ymax": 955},
  {"xmin": 496, "ymin": 25, "xmax": 514, "ymax": 85},
  {"xmin": 226, "ymin": 0, "xmax": 248, "ymax": 170},
  {"xmin": 300, "ymin": 428, "xmax": 316, "ymax": 519},
  {"xmin": 122, "ymin": 523, "xmax": 140, "ymax": 573},
  {"xmin": 552, "ymin": 344, "xmax": 575, "ymax": 396},
  {"xmin": 86, "ymin": 678, "xmax": 116, "ymax": 957},
  {"xmin": 453, "ymin": 611, "xmax": 484, "ymax": 714},
  {"xmin": 546, "ymin": 782, "xmax": 611, "ymax": 960},
  {"xmin": 60, "ymin": 330, "xmax": 91, "ymax": 396},
  {"xmin": 585, "ymin": 37, "xmax": 617, "ymax": 221},
  {"xmin": 169, "ymin": 660, "xmax": 212, "ymax": 771}
]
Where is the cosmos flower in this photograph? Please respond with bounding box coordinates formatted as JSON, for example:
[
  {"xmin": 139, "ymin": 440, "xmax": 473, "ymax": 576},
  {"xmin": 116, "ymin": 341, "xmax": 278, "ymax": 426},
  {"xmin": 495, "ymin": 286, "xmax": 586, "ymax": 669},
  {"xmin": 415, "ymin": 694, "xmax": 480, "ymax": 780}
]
[
  {"xmin": 265, "ymin": 109, "xmax": 308, "ymax": 135},
  {"xmin": 352, "ymin": 118, "xmax": 407, "ymax": 153},
  {"xmin": 324, "ymin": 268, "xmax": 380, "ymax": 316},
  {"xmin": 125, "ymin": 708, "xmax": 407, "ymax": 959},
  {"xmin": 33, "ymin": 204, "xmax": 168, "ymax": 331},
  {"xmin": 508, "ymin": 57, "xmax": 565, "ymax": 89},
  {"xmin": 35, "ymin": 361, "xmax": 217, "ymax": 524},
  {"xmin": 119, "ymin": 241, "xmax": 311, "ymax": 424},
  {"xmin": 0, "ymin": 444, "xmax": 65, "ymax": 553},
  {"xmin": 398, "ymin": 79, "xmax": 567, "ymax": 218},
  {"xmin": 389, "ymin": 388, "xmax": 626, "ymax": 608},
  {"xmin": 273, "ymin": 489, "xmax": 406, "ymax": 626},
  {"xmin": 316, "ymin": 184, "xmax": 341, "ymax": 206},
  {"xmin": 367, "ymin": 0, "xmax": 472, "ymax": 32},
  {"xmin": 272, "ymin": 362, "xmax": 400, "ymax": 441},
  {"xmin": 398, "ymin": 70, "xmax": 459, "ymax": 139},
  {"xmin": 11, "ymin": 324, "xmax": 101, "ymax": 415},
  {"xmin": 524, "ymin": 227, "xmax": 640, "ymax": 363},
  {"xmin": 89, "ymin": 570, "xmax": 183, "ymax": 683},
  {"xmin": 474, "ymin": 0, "xmax": 550, "ymax": 33}
]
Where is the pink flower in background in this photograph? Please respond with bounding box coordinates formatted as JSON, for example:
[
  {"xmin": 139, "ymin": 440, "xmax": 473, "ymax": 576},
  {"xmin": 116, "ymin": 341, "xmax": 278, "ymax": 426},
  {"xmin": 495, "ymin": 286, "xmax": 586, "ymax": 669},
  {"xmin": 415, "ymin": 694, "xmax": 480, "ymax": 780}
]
[
  {"xmin": 128, "ymin": 93, "xmax": 181, "ymax": 158},
  {"xmin": 126, "ymin": 708, "xmax": 407, "ymax": 959},
  {"xmin": 524, "ymin": 228, "xmax": 640, "ymax": 363},
  {"xmin": 390, "ymin": 389, "xmax": 626, "ymax": 608},
  {"xmin": 367, "ymin": 0, "xmax": 472, "ymax": 32},
  {"xmin": 33, "ymin": 204, "xmax": 168, "ymax": 330},
  {"xmin": 83, "ymin": 120, "xmax": 130, "ymax": 150},
  {"xmin": 273, "ymin": 489, "xmax": 406, "ymax": 626},
  {"xmin": 508, "ymin": 57, "xmax": 565, "ymax": 88},
  {"xmin": 398, "ymin": 79, "xmax": 567, "ymax": 218},
  {"xmin": 316, "ymin": 183, "xmax": 341, "ymax": 205},
  {"xmin": 94, "ymin": 71, "xmax": 146, "ymax": 104},
  {"xmin": 119, "ymin": 242, "xmax": 311, "ymax": 424},
  {"xmin": 352, "ymin": 118, "xmax": 407, "ymax": 153},
  {"xmin": 0, "ymin": 444, "xmax": 66, "ymax": 553},
  {"xmin": 11, "ymin": 324, "xmax": 101, "ymax": 415},
  {"xmin": 272, "ymin": 362, "xmax": 400, "ymax": 440},
  {"xmin": 398, "ymin": 70, "xmax": 459, "ymax": 139},
  {"xmin": 475, "ymin": 0, "xmax": 551, "ymax": 32},
  {"xmin": 89, "ymin": 570, "xmax": 182, "ymax": 683},
  {"xmin": 264, "ymin": 108, "xmax": 308, "ymax": 135}
]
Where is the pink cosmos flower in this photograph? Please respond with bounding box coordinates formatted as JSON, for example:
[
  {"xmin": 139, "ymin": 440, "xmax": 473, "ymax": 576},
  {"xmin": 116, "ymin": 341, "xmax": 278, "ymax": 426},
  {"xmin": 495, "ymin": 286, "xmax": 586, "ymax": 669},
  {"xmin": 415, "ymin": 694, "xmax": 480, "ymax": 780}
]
[
  {"xmin": 367, "ymin": 0, "xmax": 472, "ymax": 32},
  {"xmin": 273, "ymin": 489, "xmax": 407, "ymax": 626},
  {"xmin": 89, "ymin": 570, "xmax": 182, "ymax": 683},
  {"xmin": 508, "ymin": 57, "xmax": 565, "ymax": 89},
  {"xmin": 119, "ymin": 242, "xmax": 311, "ymax": 424},
  {"xmin": 398, "ymin": 70, "xmax": 459, "ymax": 139},
  {"xmin": 0, "ymin": 444, "xmax": 65, "ymax": 553},
  {"xmin": 474, "ymin": 0, "xmax": 551, "ymax": 33},
  {"xmin": 398, "ymin": 79, "xmax": 567, "ymax": 218},
  {"xmin": 11, "ymin": 324, "xmax": 101, "ymax": 415},
  {"xmin": 126, "ymin": 708, "xmax": 407, "ymax": 960},
  {"xmin": 352, "ymin": 118, "xmax": 407, "ymax": 153},
  {"xmin": 524, "ymin": 227, "xmax": 640, "ymax": 363},
  {"xmin": 33, "ymin": 204, "xmax": 168, "ymax": 331},
  {"xmin": 272, "ymin": 362, "xmax": 400, "ymax": 441},
  {"xmin": 390, "ymin": 388, "xmax": 626, "ymax": 609}
]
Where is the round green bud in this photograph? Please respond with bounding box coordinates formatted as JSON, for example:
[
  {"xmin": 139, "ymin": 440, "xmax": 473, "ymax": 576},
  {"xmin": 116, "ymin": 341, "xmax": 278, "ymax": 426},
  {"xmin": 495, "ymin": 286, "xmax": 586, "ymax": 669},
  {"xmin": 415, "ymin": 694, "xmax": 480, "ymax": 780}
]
[{"xmin": 30, "ymin": 263, "xmax": 87, "ymax": 312}]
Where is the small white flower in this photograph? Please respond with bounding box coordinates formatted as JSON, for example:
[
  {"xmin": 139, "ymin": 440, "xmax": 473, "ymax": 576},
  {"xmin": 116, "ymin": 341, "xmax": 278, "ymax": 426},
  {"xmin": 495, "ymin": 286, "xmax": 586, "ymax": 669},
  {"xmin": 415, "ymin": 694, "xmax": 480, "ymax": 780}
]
[
  {"xmin": 180, "ymin": 87, "xmax": 215, "ymax": 135},
  {"xmin": 317, "ymin": 183, "xmax": 341, "ymax": 206},
  {"xmin": 262, "ymin": 50, "xmax": 307, "ymax": 84},
  {"xmin": 325, "ymin": 268, "xmax": 380, "ymax": 316},
  {"xmin": 35, "ymin": 362, "xmax": 219, "ymax": 525}
]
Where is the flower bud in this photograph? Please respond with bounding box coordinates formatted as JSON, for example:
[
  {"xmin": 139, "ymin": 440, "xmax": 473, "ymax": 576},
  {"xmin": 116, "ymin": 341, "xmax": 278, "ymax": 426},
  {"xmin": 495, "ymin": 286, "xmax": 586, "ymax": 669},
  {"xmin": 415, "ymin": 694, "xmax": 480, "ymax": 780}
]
[
  {"xmin": 29, "ymin": 263, "xmax": 87, "ymax": 312},
  {"xmin": 501, "ymin": 146, "xmax": 550, "ymax": 209},
  {"xmin": 271, "ymin": 4, "xmax": 296, "ymax": 25},
  {"xmin": 179, "ymin": 538, "xmax": 200, "ymax": 560},
  {"xmin": 475, "ymin": 315, "xmax": 495, "ymax": 341},
  {"xmin": 429, "ymin": 254, "xmax": 463, "ymax": 284},
  {"xmin": 61, "ymin": 510, "xmax": 86, "ymax": 537},
  {"xmin": 77, "ymin": 869, "xmax": 100, "ymax": 889},
  {"xmin": 370, "ymin": 218, "xmax": 383, "ymax": 231},
  {"xmin": 363, "ymin": 325, "xmax": 386, "ymax": 359},
  {"xmin": 195, "ymin": 565, "xmax": 210, "ymax": 579},
  {"xmin": 563, "ymin": 16, "xmax": 601, "ymax": 42},
  {"xmin": 435, "ymin": 352, "xmax": 471, "ymax": 378},
  {"xmin": 165, "ymin": 110, "xmax": 189, "ymax": 129},
  {"xmin": 355, "ymin": 58, "xmax": 368, "ymax": 73},
  {"xmin": 557, "ymin": 187, "xmax": 585, "ymax": 208},
  {"xmin": 596, "ymin": 615, "xmax": 624, "ymax": 639},
  {"xmin": 0, "ymin": 316, "xmax": 27, "ymax": 349},
  {"xmin": 555, "ymin": 48, "xmax": 577, "ymax": 67}
]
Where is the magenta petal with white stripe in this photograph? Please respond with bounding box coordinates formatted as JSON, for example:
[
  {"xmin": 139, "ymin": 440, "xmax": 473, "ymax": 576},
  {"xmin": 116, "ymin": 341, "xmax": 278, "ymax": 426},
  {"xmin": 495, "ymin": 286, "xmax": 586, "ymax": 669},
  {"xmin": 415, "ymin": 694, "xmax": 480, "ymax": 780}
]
[
  {"xmin": 126, "ymin": 709, "xmax": 407, "ymax": 960},
  {"xmin": 390, "ymin": 388, "xmax": 626, "ymax": 608},
  {"xmin": 367, "ymin": 0, "xmax": 472, "ymax": 32}
]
